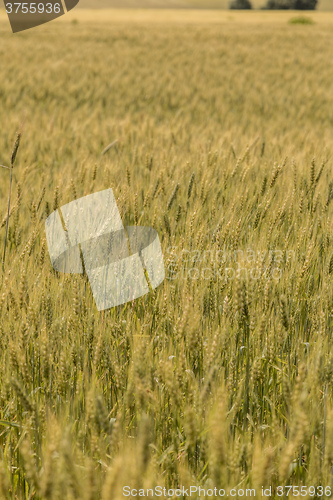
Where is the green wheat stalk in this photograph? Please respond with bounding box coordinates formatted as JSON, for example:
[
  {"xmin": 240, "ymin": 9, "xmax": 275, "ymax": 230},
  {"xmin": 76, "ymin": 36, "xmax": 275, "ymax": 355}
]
[{"xmin": 1, "ymin": 133, "xmax": 21, "ymax": 271}]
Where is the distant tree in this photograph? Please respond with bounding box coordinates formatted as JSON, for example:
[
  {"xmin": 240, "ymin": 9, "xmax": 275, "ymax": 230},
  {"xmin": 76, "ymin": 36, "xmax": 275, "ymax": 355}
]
[
  {"xmin": 264, "ymin": 0, "xmax": 291, "ymax": 8},
  {"xmin": 264, "ymin": 0, "xmax": 317, "ymax": 8},
  {"xmin": 229, "ymin": 0, "xmax": 252, "ymax": 9},
  {"xmin": 293, "ymin": 0, "xmax": 317, "ymax": 8}
]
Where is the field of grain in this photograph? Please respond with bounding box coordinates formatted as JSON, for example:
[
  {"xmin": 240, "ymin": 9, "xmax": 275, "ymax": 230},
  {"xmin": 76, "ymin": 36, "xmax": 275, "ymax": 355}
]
[
  {"xmin": 75, "ymin": 0, "xmax": 333, "ymax": 11},
  {"xmin": 0, "ymin": 9, "xmax": 333, "ymax": 499}
]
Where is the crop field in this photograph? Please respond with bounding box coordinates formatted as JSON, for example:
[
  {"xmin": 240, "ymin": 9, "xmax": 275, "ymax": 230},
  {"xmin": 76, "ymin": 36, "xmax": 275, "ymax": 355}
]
[
  {"xmin": 75, "ymin": 0, "xmax": 333, "ymax": 11},
  {"xmin": 1, "ymin": 8, "xmax": 333, "ymax": 500}
]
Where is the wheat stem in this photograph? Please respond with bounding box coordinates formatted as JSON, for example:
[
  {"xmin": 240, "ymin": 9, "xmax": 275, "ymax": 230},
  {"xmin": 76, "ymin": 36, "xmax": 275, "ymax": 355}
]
[{"xmin": 2, "ymin": 133, "xmax": 21, "ymax": 271}]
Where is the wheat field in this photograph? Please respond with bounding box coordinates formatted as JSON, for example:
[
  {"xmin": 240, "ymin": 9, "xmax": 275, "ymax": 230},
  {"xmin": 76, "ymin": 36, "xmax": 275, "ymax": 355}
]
[
  {"xmin": 76, "ymin": 0, "xmax": 333, "ymax": 11},
  {"xmin": 0, "ymin": 9, "xmax": 333, "ymax": 499}
]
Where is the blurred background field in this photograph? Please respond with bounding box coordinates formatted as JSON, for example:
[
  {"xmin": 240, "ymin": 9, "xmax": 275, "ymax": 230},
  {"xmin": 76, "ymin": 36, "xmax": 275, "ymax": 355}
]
[
  {"xmin": 1, "ymin": 0, "xmax": 332, "ymax": 9},
  {"xmin": 75, "ymin": 0, "xmax": 333, "ymax": 10},
  {"xmin": 1, "ymin": 6, "xmax": 333, "ymax": 500}
]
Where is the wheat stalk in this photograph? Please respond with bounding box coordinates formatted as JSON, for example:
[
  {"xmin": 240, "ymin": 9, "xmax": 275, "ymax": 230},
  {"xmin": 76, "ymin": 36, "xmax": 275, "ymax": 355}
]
[{"xmin": 2, "ymin": 133, "xmax": 21, "ymax": 271}]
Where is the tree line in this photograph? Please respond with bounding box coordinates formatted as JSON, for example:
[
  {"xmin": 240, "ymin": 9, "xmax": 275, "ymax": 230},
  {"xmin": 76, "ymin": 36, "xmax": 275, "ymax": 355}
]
[{"xmin": 230, "ymin": 0, "xmax": 317, "ymax": 9}]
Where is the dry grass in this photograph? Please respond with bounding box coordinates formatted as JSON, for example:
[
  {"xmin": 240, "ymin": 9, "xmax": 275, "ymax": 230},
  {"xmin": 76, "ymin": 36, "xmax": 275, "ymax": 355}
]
[
  {"xmin": 0, "ymin": 10, "xmax": 333, "ymax": 499},
  {"xmin": 75, "ymin": 0, "xmax": 333, "ymax": 11},
  {"xmin": 57, "ymin": 8, "xmax": 333, "ymax": 23}
]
